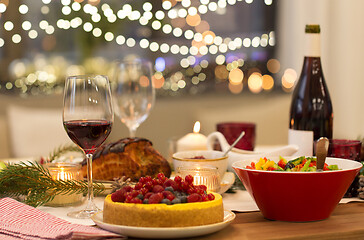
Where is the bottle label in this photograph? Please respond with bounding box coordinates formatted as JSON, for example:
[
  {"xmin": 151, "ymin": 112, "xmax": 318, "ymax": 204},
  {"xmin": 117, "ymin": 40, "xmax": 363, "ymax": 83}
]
[
  {"xmin": 304, "ymin": 33, "xmax": 320, "ymax": 57},
  {"xmin": 288, "ymin": 129, "xmax": 313, "ymax": 156}
]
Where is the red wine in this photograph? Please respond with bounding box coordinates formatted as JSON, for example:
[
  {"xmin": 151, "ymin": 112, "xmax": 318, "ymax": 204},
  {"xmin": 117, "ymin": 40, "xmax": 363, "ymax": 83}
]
[
  {"xmin": 288, "ymin": 25, "xmax": 333, "ymax": 156},
  {"xmin": 64, "ymin": 120, "xmax": 112, "ymax": 154}
]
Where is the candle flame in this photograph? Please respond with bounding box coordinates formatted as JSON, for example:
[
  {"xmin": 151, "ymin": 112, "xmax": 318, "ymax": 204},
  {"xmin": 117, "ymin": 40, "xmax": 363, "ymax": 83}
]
[{"xmin": 193, "ymin": 121, "xmax": 201, "ymax": 133}]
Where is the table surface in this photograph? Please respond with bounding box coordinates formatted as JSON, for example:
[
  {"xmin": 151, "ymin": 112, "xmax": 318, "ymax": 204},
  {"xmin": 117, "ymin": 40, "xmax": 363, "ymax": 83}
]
[{"xmin": 127, "ymin": 202, "xmax": 364, "ymax": 240}]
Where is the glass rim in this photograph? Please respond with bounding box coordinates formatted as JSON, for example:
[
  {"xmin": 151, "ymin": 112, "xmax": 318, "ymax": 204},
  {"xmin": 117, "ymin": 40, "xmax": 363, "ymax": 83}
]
[
  {"xmin": 217, "ymin": 122, "xmax": 256, "ymax": 128},
  {"xmin": 66, "ymin": 74, "xmax": 109, "ymax": 80},
  {"xmin": 45, "ymin": 162, "xmax": 81, "ymax": 169},
  {"xmin": 328, "ymin": 139, "xmax": 362, "ymax": 146}
]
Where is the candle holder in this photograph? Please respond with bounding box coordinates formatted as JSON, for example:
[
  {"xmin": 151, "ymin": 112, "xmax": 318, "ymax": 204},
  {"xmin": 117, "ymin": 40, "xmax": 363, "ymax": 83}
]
[
  {"xmin": 44, "ymin": 163, "xmax": 84, "ymax": 207},
  {"xmin": 176, "ymin": 165, "xmax": 221, "ymax": 193}
]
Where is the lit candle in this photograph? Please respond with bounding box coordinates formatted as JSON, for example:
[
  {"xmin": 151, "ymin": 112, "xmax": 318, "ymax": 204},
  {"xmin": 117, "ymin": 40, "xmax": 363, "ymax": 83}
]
[
  {"xmin": 177, "ymin": 121, "xmax": 208, "ymax": 152},
  {"xmin": 176, "ymin": 166, "xmax": 221, "ymax": 192},
  {"xmin": 45, "ymin": 163, "xmax": 84, "ymax": 207}
]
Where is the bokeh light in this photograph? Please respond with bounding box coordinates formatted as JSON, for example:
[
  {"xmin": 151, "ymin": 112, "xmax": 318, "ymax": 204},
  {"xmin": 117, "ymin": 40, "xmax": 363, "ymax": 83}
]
[
  {"xmin": 229, "ymin": 68, "xmax": 244, "ymax": 85},
  {"xmin": 267, "ymin": 58, "xmax": 280, "ymax": 73},
  {"xmin": 248, "ymin": 72, "xmax": 263, "ymax": 93},
  {"xmin": 228, "ymin": 82, "xmax": 243, "ymax": 94},
  {"xmin": 262, "ymin": 74, "xmax": 274, "ymax": 91},
  {"xmin": 282, "ymin": 68, "xmax": 297, "ymax": 90}
]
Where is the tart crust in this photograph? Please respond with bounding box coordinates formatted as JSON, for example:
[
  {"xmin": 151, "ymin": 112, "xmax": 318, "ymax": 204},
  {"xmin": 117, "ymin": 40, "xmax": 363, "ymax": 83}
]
[{"xmin": 103, "ymin": 193, "xmax": 224, "ymax": 227}]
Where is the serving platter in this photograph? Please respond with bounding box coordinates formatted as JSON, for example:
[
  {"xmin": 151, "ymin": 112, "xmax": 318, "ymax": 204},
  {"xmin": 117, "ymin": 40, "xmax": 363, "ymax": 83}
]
[{"xmin": 92, "ymin": 210, "xmax": 235, "ymax": 239}]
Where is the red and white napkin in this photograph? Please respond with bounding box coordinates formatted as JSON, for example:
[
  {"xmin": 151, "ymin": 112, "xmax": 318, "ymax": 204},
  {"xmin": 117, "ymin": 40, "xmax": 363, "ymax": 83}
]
[{"xmin": 0, "ymin": 197, "xmax": 124, "ymax": 240}]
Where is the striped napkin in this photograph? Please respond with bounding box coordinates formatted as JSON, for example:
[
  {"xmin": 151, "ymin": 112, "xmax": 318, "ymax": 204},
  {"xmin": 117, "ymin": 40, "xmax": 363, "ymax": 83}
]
[{"xmin": 0, "ymin": 197, "xmax": 124, "ymax": 240}]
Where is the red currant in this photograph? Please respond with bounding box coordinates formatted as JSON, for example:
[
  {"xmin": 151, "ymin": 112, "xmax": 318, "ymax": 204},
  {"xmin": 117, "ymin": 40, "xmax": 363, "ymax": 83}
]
[
  {"xmin": 207, "ymin": 193, "xmax": 215, "ymax": 201},
  {"xmin": 157, "ymin": 172, "xmax": 166, "ymax": 181},
  {"xmin": 201, "ymin": 193, "xmax": 209, "ymax": 201},
  {"xmin": 174, "ymin": 175, "xmax": 182, "ymax": 183},
  {"xmin": 140, "ymin": 187, "xmax": 149, "ymax": 195},
  {"xmin": 139, "ymin": 177, "xmax": 146, "ymax": 184},
  {"xmin": 134, "ymin": 182, "xmax": 143, "ymax": 190},
  {"xmin": 185, "ymin": 175, "xmax": 194, "ymax": 184}
]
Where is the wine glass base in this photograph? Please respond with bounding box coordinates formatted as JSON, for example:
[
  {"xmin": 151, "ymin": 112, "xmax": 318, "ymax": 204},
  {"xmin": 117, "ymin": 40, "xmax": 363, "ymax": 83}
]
[{"xmin": 67, "ymin": 207, "xmax": 101, "ymax": 219}]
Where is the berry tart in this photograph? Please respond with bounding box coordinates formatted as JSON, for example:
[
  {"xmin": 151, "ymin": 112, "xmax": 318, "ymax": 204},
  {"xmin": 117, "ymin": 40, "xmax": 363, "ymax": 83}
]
[{"xmin": 103, "ymin": 173, "xmax": 224, "ymax": 227}]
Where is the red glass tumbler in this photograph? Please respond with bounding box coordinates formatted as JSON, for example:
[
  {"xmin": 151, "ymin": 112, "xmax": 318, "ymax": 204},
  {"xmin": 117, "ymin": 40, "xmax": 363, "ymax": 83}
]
[
  {"xmin": 217, "ymin": 122, "xmax": 256, "ymax": 151},
  {"xmin": 327, "ymin": 139, "xmax": 362, "ymax": 198}
]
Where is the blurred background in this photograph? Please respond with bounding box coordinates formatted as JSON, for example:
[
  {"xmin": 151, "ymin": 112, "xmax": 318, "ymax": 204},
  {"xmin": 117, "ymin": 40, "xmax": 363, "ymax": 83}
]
[{"xmin": 0, "ymin": 0, "xmax": 363, "ymax": 159}]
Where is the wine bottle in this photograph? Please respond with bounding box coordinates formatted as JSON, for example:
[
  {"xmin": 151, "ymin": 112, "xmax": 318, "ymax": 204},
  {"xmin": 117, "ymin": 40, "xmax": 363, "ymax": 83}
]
[{"xmin": 288, "ymin": 24, "xmax": 333, "ymax": 156}]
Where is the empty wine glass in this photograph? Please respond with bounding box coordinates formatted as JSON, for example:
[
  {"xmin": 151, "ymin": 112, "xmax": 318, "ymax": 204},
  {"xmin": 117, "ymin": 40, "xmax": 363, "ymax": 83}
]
[
  {"xmin": 63, "ymin": 75, "xmax": 113, "ymax": 219},
  {"xmin": 112, "ymin": 59, "xmax": 155, "ymax": 137}
]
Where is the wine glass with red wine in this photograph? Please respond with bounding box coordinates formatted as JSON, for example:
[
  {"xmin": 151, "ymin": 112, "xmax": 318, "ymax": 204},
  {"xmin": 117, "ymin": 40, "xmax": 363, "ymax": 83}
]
[{"xmin": 63, "ymin": 75, "xmax": 113, "ymax": 219}]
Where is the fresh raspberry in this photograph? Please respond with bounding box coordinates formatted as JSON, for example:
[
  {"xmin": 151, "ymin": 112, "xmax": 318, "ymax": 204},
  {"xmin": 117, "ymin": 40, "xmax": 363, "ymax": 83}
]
[
  {"xmin": 207, "ymin": 193, "xmax": 215, "ymax": 201},
  {"xmin": 145, "ymin": 176, "xmax": 152, "ymax": 182},
  {"xmin": 111, "ymin": 190, "xmax": 125, "ymax": 202},
  {"xmin": 153, "ymin": 184, "xmax": 164, "ymax": 193},
  {"xmin": 185, "ymin": 175, "xmax": 194, "ymax": 184},
  {"xmin": 148, "ymin": 193, "xmax": 163, "ymax": 204},
  {"xmin": 165, "ymin": 194, "xmax": 175, "ymax": 201},
  {"xmin": 120, "ymin": 185, "xmax": 133, "ymax": 194},
  {"xmin": 144, "ymin": 192, "xmax": 153, "ymax": 199},
  {"xmin": 187, "ymin": 193, "xmax": 202, "ymax": 203},
  {"xmin": 187, "ymin": 186, "xmax": 197, "ymax": 195},
  {"xmin": 162, "ymin": 190, "xmax": 175, "ymax": 200},
  {"xmin": 163, "ymin": 179, "xmax": 178, "ymax": 190}
]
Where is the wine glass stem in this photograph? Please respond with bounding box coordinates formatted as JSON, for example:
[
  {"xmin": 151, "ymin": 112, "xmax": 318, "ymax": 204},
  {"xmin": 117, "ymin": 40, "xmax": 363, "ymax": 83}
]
[
  {"xmin": 129, "ymin": 127, "xmax": 137, "ymax": 137},
  {"xmin": 85, "ymin": 153, "xmax": 98, "ymax": 212}
]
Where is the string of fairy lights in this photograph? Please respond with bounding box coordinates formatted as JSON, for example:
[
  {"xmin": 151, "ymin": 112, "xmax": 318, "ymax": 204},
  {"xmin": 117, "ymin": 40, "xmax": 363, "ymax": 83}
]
[{"xmin": 0, "ymin": 0, "xmax": 297, "ymax": 96}]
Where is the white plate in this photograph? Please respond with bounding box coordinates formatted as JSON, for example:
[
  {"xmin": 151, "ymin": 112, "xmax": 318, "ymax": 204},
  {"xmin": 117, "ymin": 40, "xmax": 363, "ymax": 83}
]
[{"xmin": 92, "ymin": 210, "xmax": 235, "ymax": 239}]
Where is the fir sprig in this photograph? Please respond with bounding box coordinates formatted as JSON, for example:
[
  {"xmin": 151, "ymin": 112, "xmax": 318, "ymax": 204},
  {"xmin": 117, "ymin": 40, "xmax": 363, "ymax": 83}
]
[{"xmin": 0, "ymin": 161, "xmax": 105, "ymax": 207}]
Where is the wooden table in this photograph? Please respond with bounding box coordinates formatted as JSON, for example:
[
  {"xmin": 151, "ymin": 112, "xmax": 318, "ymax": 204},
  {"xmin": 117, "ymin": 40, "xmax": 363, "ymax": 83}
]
[
  {"xmin": 131, "ymin": 202, "xmax": 364, "ymax": 240},
  {"xmin": 203, "ymin": 202, "xmax": 364, "ymax": 240}
]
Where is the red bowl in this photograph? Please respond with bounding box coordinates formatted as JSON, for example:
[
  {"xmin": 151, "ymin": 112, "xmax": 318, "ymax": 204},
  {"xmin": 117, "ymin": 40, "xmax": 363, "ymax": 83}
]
[{"xmin": 232, "ymin": 157, "xmax": 362, "ymax": 222}]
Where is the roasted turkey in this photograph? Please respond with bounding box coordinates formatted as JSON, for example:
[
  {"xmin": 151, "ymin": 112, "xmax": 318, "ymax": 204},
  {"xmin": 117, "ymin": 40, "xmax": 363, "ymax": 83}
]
[{"xmin": 82, "ymin": 138, "xmax": 171, "ymax": 181}]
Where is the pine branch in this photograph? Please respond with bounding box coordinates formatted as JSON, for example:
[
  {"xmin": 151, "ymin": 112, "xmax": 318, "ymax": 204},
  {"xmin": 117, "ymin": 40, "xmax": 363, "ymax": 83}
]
[
  {"xmin": 48, "ymin": 144, "xmax": 83, "ymax": 162},
  {"xmin": 0, "ymin": 161, "xmax": 105, "ymax": 207}
]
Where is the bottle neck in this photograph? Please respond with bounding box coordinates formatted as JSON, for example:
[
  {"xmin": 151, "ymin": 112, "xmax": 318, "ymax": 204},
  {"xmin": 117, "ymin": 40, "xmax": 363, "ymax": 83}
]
[{"xmin": 304, "ymin": 33, "xmax": 321, "ymax": 57}]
